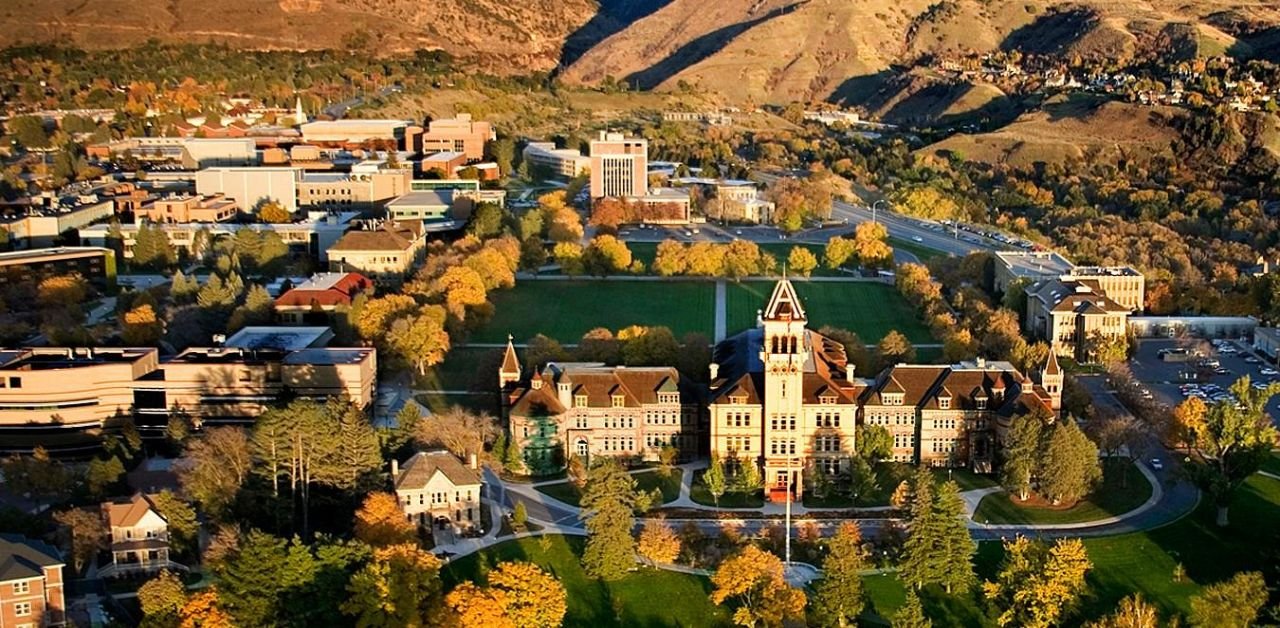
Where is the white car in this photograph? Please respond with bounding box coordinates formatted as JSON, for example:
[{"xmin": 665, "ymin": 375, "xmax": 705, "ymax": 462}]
[
  {"xmin": 1262, "ymin": 368, "xmax": 1279, "ymax": 376},
  {"xmin": 912, "ymin": 235, "xmax": 924, "ymax": 242},
  {"xmin": 1150, "ymin": 458, "xmax": 1164, "ymax": 471}
]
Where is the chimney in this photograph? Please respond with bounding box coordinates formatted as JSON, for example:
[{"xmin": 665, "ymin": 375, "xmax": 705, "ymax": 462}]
[
  {"xmin": 976, "ymin": 357, "xmax": 986, "ymax": 369},
  {"xmin": 846, "ymin": 363, "xmax": 856, "ymax": 381},
  {"xmin": 709, "ymin": 362, "xmax": 719, "ymax": 381},
  {"xmin": 391, "ymin": 458, "xmax": 399, "ymax": 478},
  {"xmin": 468, "ymin": 453, "xmax": 478, "ymax": 470}
]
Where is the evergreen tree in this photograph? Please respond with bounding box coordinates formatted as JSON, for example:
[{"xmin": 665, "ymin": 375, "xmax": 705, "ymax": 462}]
[
  {"xmin": 812, "ymin": 522, "xmax": 866, "ymax": 627},
  {"xmin": 151, "ymin": 490, "xmax": 199, "ymax": 556},
  {"xmin": 316, "ymin": 400, "xmax": 383, "ymax": 491},
  {"xmin": 892, "ymin": 590, "xmax": 932, "ymax": 628},
  {"xmin": 899, "ymin": 466, "xmax": 936, "ymax": 589},
  {"xmin": 170, "ymin": 270, "xmax": 198, "ymax": 303},
  {"xmin": 1039, "ymin": 421, "xmax": 1102, "ymax": 506},
  {"xmin": 931, "ymin": 480, "xmax": 977, "ymax": 594},
  {"xmin": 580, "ymin": 459, "xmax": 638, "ymax": 580},
  {"xmin": 258, "ymin": 231, "xmax": 289, "ymax": 276},
  {"xmin": 214, "ymin": 530, "xmax": 288, "ymax": 626},
  {"xmin": 86, "ymin": 456, "xmax": 125, "ymax": 497},
  {"xmin": 1001, "ymin": 411, "xmax": 1046, "ymax": 500}
]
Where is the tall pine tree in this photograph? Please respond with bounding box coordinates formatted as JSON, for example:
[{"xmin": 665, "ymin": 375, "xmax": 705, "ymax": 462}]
[
  {"xmin": 580, "ymin": 458, "xmax": 637, "ymax": 580},
  {"xmin": 931, "ymin": 480, "xmax": 977, "ymax": 594},
  {"xmin": 812, "ymin": 521, "xmax": 866, "ymax": 627},
  {"xmin": 899, "ymin": 466, "xmax": 937, "ymax": 590}
]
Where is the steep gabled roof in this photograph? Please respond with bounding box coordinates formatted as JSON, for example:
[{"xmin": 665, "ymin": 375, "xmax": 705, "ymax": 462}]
[
  {"xmin": 104, "ymin": 493, "xmax": 166, "ymax": 529},
  {"xmin": 500, "ymin": 336, "xmax": 520, "ymax": 374},
  {"xmin": 0, "ymin": 534, "xmax": 63, "ymax": 582},
  {"xmin": 1044, "ymin": 350, "xmax": 1061, "ymax": 376},
  {"xmin": 395, "ymin": 451, "xmax": 481, "ymax": 490}
]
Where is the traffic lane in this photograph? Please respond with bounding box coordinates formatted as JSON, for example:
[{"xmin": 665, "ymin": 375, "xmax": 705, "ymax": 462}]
[
  {"xmin": 834, "ymin": 201, "xmax": 984, "ymax": 257},
  {"xmin": 483, "ymin": 468, "xmax": 582, "ymax": 527}
]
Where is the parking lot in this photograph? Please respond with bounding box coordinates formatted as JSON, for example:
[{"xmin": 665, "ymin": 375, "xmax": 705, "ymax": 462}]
[{"xmin": 1126, "ymin": 338, "xmax": 1280, "ymax": 425}]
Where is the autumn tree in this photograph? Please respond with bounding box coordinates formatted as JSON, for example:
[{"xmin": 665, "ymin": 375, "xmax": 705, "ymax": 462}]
[
  {"xmin": 983, "ymin": 536, "xmax": 1091, "ymax": 628},
  {"xmin": 580, "ymin": 458, "xmax": 638, "ymax": 580},
  {"xmin": 179, "ymin": 426, "xmax": 252, "ymax": 521},
  {"xmin": 710, "ymin": 545, "xmax": 807, "ymax": 627},
  {"xmin": 1088, "ymin": 595, "xmax": 1158, "ymax": 628},
  {"xmin": 178, "ymin": 588, "xmax": 235, "ymax": 628},
  {"xmin": 413, "ymin": 406, "xmax": 499, "ymax": 461},
  {"xmin": 445, "ymin": 561, "xmax": 567, "ymax": 628},
  {"xmin": 139, "ymin": 569, "xmax": 188, "ymax": 622},
  {"xmin": 1185, "ymin": 377, "xmax": 1279, "ymax": 526},
  {"xmin": 890, "ymin": 185, "xmax": 959, "ymax": 221},
  {"xmin": 1187, "ymin": 571, "xmax": 1268, "ymax": 628},
  {"xmin": 386, "ymin": 306, "xmax": 451, "ymax": 375},
  {"xmin": 824, "ymin": 236, "xmax": 856, "ymax": 269},
  {"xmin": 354, "ymin": 295, "xmax": 418, "ymax": 345},
  {"xmin": 877, "ymin": 330, "xmax": 916, "ymax": 369},
  {"xmin": 787, "ymin": 246, "xmax": 818, "ymax": 277},
  {"xmin": 705, "ymin": 453, "xmax": 728, "ymax": 505},
  {"xmin": 355, "ymin": 492, "xmax": 417, "ymax": 547},
  {"xmin": 553, "ymin": 241, "xmax": 585, "ymax": 276},
  {"xmin": 583, "ymin": 234, "xmax": 633, "ymax": 275},
  {"xmin": 122, "ymin": 304, "xmax": 165, "ymax": 345},
  {"xmin": 54, "ymin": 507, "xmax": 106, "ymax": 571},
  {"xmin": 37, "ymin": 275, "xmax": 88, "ymax": 310},
  {"xmin": 637, "ymin": 516, "xmax": 681, "ymax": 566},
  {"xmin": 258, "ymin": 200, "xmax": 291, "ymax": 224},
  {"xmin": 432, "ymin": 266, "xmax": 488, "ymax": 320},
  {"xmin": 811, "ymin": 522, "xmax": 866, "ymax": 627},
  {"xmin": 852, "ymin": 221, "xmax": 893, "ymax": 269},
  {"xmin": 1170, "ymin": 396, "xmax": 1207, "ymax": 453},
  {"xmin": 652, "ymin": 239, "xmax": 688, "ymax": 276},
  {"xmin": 342, "ymin": 543, "xmax": 445, "ymax": 628}
]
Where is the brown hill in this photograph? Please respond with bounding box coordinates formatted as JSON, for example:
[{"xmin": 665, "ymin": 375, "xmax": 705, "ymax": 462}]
[
  {"xmin": 0, "ymin": 0, "xmax": 598, "ymax": 74},
  {"xmin": 561, "ymin": 0, "xmax": 1280, "ymax": 103},
  {"xmin": 917, "ymin": 96, "xmax": 1183, "ymax": 168}
]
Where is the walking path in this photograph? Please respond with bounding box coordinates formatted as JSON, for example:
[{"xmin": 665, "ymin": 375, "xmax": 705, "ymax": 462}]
[{"xmin": 714, "ymin": 281, "xmax": 727, "ymax": 342}]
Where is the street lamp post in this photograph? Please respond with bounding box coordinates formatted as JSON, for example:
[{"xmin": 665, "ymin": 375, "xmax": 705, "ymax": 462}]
[{"xmin": 872, "ymin": 200, "xmax": 887, "ymax": 224}]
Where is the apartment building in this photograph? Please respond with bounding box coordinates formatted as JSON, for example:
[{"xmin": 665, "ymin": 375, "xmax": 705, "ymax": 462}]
[
  {"xmin": 0, "ymin": 535, "xmax": 65, "ymax": 627},
  {"xmin": 326, "ymin": 220, "xmax": 427, "ymax": 286},
  {"xmin": 80, "ymin": 211, "xmax": 360, "ymax": 263},
  {"xmin": 137, "ymin": 194, "xmax": 239, "ymax": 224},
  {"xmin": 0, "ymin": 247, "xmax": 116, "ymax": 291},
  {"xmin": 589, "ymin": 132, "xmax": 648, "ymax": 199},
  {"xmin": 421, "ymin": 114, "xmax": 494, "ymax": 161},
  {"xmin": 522, "ymin": 142, "xmax": 589, "ymax": 179},
  {"xmin": 0, "ymin": 346, "xmax": 376, "ymax": 453},
  {"xmin": 1026, "ymin": 279, "xmax": 1132, "ymax": 361},
  {"xmin": 500, "ymin": 339, "xmax": 704, "ymax": 473},
  {"xmin": 101, "ymin": 493, "xmax": 178, "ymax": 577},
  {"xmin": 393, "ymin": 450, "xmax": 483, "ymax": 533}
]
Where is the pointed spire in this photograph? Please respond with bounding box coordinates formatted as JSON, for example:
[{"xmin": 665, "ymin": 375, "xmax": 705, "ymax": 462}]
[
  {"xmin": 294, "ymin": 95, "xmax": 308, "ymax": 126},
  {"xmin": 1044, "ymin": 350, "xmax": 1061, "ymax": 376}
]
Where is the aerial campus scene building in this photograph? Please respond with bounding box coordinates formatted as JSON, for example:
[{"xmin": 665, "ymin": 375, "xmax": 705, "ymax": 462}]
[{"xmin": 1, "ymin": 5, "xmax": 1280, "ymax": 626}]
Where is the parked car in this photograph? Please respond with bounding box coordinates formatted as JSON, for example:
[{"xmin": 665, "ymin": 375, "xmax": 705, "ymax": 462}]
[{"xmin": 1150, "ymin": 458, "xmax": 1164, "ymax": 471}]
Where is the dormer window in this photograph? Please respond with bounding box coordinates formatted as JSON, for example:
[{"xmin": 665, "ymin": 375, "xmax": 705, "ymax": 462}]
[
  {"xmin": 939, "ymin": 397, "xmax": 951, "ymax": 410},
  {"xmin": 729, "ymin": 395, "xmax": 745, "ymax": 405},
  {"xmin": 575, "ymin": 394, "xmax": 588, "ymax": 407},
  {"xmin": 659, "ymin": 392, "xmax": 679, "ymax": 404},
  {"xmin": 884, "ymin": 393, "xmax": 904, "ymax": 406},
  {"xmin": 611, "ymin": 394, "xmax": 625, "ymax": 408},
  {"xmin": 976, "ymin": 398, "xmax": 988, "ymax": 411},
  {"xmin": 819, "ymin": 395, "xmax": 836, "ymax": 405}
]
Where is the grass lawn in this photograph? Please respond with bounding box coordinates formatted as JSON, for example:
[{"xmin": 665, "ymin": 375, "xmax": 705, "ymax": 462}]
[
  {"xmin": 933, "ymin": 468, "xmax": 998, "ymax": 492},
  {"xmin": 1261, "ymin": 453, "xmax": 1280, "ymax": 476},
  {"xmin": 889, "ymin": 237, "xmax": 948, "ymax": 262},
  {"xmin": 418, "ymin": 346, "xmax": 504, "ymax": 392},
  {"xmin": 975, "ymin": 474, "xmax": 1280, "ymax": 622},
  {"xmin": 473, "ymin": 281, "xmax": 716, "ymax": 343},
  {"xmin": 973, "ymin": 461, "xmax": 1152, "ymax": 525},
  {"xmin": 440, "ymin": 535, "xmax": 730, "ymax": 627},
  {"xmin": 724, "ymin": 281, "xmax": 932, "ymax": 343},
  {"xmin": 414, "ymin": 392, "xmax": 499, "ymax": 416},
  {"xmin": 859, "ymin": 576, "xmax": 989, "ymax": 627},
  {"xmin": 689, "ymin": 469, "xmax": 764, "ymax": 508},
  {"xmin": 535, "ymin": 469, "xmax": 683, "ymax": 507}
]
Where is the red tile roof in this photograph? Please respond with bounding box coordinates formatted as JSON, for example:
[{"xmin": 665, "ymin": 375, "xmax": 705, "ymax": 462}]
[{"xmin": 275, "ymin": 272, "xmax": 372, "ymax": 308}]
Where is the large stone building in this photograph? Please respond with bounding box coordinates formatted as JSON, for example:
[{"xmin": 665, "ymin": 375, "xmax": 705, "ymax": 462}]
[
  {"xmin": 326, "ymin": 220, "xmax": 426, "ymax": 286},
  {"xmin": 709, "ymin": 279, "xmax": 1060, "ymax": 499},
  {"xmin": 500, "ymin": 339, "xmax": 704, "ymax": 473},
  {"xmin": 1026, "ymin": 278, "xmax": 1132, "ymax": 361}
]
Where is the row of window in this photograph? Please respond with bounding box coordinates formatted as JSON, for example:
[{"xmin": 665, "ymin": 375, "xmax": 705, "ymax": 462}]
[
  {"xmin": 930, "ymin": 439, "xmax": 959, "ymax": 454},
  {"xmin": 769, "ymin": 416, "xmax": 798, "ymax": 431},
  {"xmin": 865, "ymin": 413, "xmax": 913, "ymax": 426},
  {"xmin": 645, "ymin": 434, "xmax": 694, "ymax": 449},
  {"xmin": 404, "ymin": 490, "xmax": 475, "ymax": 506},
  {"xmin": 600, "ymin": 437, "xmax": 635, "ymax": 452},
  {"xmin": 727, "ymin": 412, "xmax": 753, "ymax": 428},
  {"xmin": 814, "ymin": 436, "xmax": 842, "ymax": 452},
  {"xmin": 769, "ymin": 439, "xmax": 797, "ymax": 455}
]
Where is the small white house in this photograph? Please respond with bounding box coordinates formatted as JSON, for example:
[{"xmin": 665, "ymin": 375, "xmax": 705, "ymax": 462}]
[{"xmin": 392, "ymin": 451, "xmax": 483, "ymax": 533}]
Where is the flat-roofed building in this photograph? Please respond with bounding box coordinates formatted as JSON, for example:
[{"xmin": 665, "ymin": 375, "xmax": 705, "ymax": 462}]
[
  {"xmin": 296, "ymin": 167, "xmax": 412, "ymax": 212},
  {"xmin": 0, "ymin": 345, "xmax": 376, "ymax": 453},
  {"xmin": 195, "ymin": 167, "xmax": 303, "ymax": 214},
  {"xmin": 589, "ymin": 132, "xmax": 648, "ymax": 199},
  {"xmin": 138, "ymin": 194, "xmax": 239, "ymax": 224},
  {"xmin": 1064, "ymin": 266, "xmax": 1145, "ymax": 312},
  {"xmin": 393, "ymin": 450, "xmax": 484, "ymax": 533},
  {"xmin": 274, "ymin": 273, "xmax": 373, "ymax": 324},
  {"xmin": 80, "ymin": 211, "xmax": 360, "ymax": 263},
  {"xmin": 385, "ymin": 190, "xmax": 467, "ymax": 229},
  {"xmin": 300, "ymin": 119, "xmax": 410, "ymax": 145},
  {"xmin": 421, "ymin": 114, "xmax": 494, "ymax": 161},
  {"xmin": 522, "ymin": 142, "xmax": 589, "ymax": 179},
  {"xmin": 421, "ymin": 152, "xmax": 467, "ymax": 179},
  {"xmin": 0, "ymin": 197, "xmax": 115, "ymax": 248},
  {"xmin": 327, "ymin": 220, "xmax": 427, "ymax": 286},
  {"xmin": 993, "ymin": 251, "xmax": 1076, "ymax": 294},
  {"xmin": 87, "ymin": 137, "xmax": 257, "ymax": 169},
  {"xmin": 0, "ymin": 247, "xmax": 116, "ymax": 290}
]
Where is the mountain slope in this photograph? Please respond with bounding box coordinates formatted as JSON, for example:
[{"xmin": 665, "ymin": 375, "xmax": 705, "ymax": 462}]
[{"xmin": 0, "ymin": 0, "xmax": 598, "ymax": 74}]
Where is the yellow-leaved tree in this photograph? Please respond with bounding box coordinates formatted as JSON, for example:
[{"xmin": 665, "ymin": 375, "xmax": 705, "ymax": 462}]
[
  {"xmin": 353, "ymin": 492, "xmax": 417, "ymax": 547},
  {"xmin": 636, "ymin": 516, "xmax": 681, "ymax": 566},
  {"xmin": 710, "ymin": 545, "xmax": 806, "ymax": 627}
]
